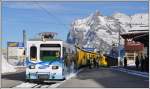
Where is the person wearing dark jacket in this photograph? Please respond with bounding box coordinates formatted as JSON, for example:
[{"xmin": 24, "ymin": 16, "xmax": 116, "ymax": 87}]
[
  {"xmin": 93, "ymin": 58, "xmax": 96, "ymax": 68},
  {"xmin": 87, "ymin": 58, "xmax": 91, "ymax": 69},
  {"xmin": 124, "ymin": 57, "xmax": 127, "ymax": 67},
  {"xmin": 145, "ymin": 56, "xmax": 149, "ymax": 72},
  {"xmin": 135, "ymin": 56, "xmax": 139, "ymax": 70},
  {"xmin": 140, "ymin": 56, "xmax": 144, "ymax": 71}
]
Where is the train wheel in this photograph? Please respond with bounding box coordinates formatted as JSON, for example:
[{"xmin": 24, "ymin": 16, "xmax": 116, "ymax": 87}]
[
  {"xmin": 36, "ymin": 80, "xmax": 44, "ymax": 84},
  {"xmin": 25, "ymin": 79, "xmax": 35, "ymax": 83},
  {"xmin": 25, "ymin": 79, "xmax": 30, "ymax": 82},
  {"xmin": 63, "ymin": 77, "xmax": 66, "ymax": 80}
]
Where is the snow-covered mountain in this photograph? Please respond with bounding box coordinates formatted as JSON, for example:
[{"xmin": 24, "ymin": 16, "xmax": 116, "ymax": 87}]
[{"xmin": 67, "ymin": 11, "xmax": 148, "ymax": 53}]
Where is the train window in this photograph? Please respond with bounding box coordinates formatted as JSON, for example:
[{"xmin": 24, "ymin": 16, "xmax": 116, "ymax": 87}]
[
  {"xmin": 30, "ymin": 46, "xmax": 37, "ymax": 61},
  {"xmin": 63, "ymin": 47, "xmax": 68, "ymax": 60},
  {"xmin": 40, "ymin": 44, "xmax": 60, "ymax": 47},
  {"xmin": 40, "ymin": 44, "xmax": 61, "ymax": 62}
]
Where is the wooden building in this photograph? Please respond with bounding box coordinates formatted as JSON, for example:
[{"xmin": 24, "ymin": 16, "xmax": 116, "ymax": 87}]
[{"xmin": 121, "ymin": 31, "xmax": 147, "ymax": 66}]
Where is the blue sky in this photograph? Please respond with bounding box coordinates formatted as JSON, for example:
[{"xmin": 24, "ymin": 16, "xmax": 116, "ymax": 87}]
[{"xmin": 2, "ymin": 1, "xmax": 149, "ymax": 48}]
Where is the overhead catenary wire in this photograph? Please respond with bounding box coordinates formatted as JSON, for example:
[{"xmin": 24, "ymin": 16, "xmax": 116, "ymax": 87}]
[{"xmin": 34, "ymin": 2, "xmax": 69, "ymax": 29}]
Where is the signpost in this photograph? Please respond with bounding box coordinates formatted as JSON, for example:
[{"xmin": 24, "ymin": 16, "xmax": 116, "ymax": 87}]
[{"xmin": 115, "ymin": 19, "xmax": 121, "ymax": 66}]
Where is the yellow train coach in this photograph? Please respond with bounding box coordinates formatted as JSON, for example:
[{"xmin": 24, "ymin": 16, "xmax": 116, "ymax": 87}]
[{"xmin": 75, "ymin": 46, "xmax": 108, "ymax": 67}]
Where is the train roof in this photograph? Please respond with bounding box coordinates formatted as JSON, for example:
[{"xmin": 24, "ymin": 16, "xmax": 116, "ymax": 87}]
[{"xmin": 28, "ymin": 38, "xmax": 62, "ymax": 41}]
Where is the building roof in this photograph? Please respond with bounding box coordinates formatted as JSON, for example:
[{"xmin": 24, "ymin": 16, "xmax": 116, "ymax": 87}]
[
  {"xmin": 133, "ymin": 32, "xmax": 149, "ymax": 47},
  {"xmin": 121, "ymin": 32, "xmax": 148, "ymax": 39}
]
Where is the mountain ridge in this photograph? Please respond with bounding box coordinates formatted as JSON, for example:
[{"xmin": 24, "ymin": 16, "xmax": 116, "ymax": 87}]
[{"xmin": 67, "ymin": 11, "xmax": 148, "ymax": 53}]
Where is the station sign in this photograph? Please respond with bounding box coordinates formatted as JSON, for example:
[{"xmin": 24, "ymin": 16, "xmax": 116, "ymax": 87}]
[
  {"xmin": 82, "ymin": 48, "xmax": 95, "ymax": 52},
  {"xmin": 18, "ymin": 42, "xmax": 24, "ymax": 47},
  {"xmin": 8, "ymin": 42, "xmax": 24, "ymax": 47},
  {"xmin": 8, "ymin": 42, "xmax": 18, "ymax": 47}
]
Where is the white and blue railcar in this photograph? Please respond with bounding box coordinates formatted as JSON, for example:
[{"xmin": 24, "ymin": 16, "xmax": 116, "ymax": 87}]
[{"xmin": 25, "ymin": 37, "xmax": 76, "ymax": 81}]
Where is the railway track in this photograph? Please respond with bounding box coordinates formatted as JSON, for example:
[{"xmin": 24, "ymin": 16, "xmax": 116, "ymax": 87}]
[
  {"xmin": 14, "ymin": 82, "xmax": 58, "ymax": 88},
  {"xmin": 13, "ymin": 69, "xmax": 84, "ymax": 88}
]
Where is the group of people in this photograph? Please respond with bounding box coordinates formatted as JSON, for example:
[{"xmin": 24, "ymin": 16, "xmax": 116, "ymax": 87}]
[
  {"xmin": 124, "ymin": 55, "xmax": 149, "ymax": 72},
  {"xmin": 87, "ymin": 57, "xmax": 99, "ymax": 69},
  {"xmin": 135, "ymin": 55, "xmax": 149, "ymax": 72}
]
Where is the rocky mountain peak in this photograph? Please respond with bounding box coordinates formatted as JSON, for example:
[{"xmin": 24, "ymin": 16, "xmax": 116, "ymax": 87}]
[{"xmin": 67, "ymin": 11, "xmax": 148, "ymax": 53}]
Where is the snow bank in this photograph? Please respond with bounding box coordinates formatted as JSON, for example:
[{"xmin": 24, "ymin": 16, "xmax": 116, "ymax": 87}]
[{"xmin": 2, "ymin": 54, "xmax": 16, "ymax": 73}]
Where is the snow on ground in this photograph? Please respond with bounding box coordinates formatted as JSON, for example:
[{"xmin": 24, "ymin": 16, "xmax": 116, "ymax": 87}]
[{"xmin": 2, "ymin": 54, "xmax": 17, "ymax": 73}]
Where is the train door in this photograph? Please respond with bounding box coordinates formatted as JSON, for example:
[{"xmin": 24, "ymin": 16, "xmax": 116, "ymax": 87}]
[{"xmin": 30, "ymin": 46, "xmax": 37, "ymax": 61}]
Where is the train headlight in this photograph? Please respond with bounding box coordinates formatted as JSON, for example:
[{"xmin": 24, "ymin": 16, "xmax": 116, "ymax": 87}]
[
  {"xmin": 52, "ymin": 66, "xmax": 59, "ymax": 70},
  {"xmin": 29, "ymin": 65, "xmax": 35, "ymax": 69}
]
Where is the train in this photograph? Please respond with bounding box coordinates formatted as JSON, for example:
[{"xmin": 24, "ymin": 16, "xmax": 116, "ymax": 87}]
[
  {"xmin": 25, "ymin": 32, "xmax": 77, "ymax": 82},
  {"xmin": 25, "ymin": 32, "xmax": 108, "ymax": 82},
  {"xmin": 75, "ymin": 46, "xmax": 108, "ymax": 68}
]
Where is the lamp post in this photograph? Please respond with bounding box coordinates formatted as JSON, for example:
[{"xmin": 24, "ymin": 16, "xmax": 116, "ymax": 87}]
[{"xmin": 23, "ymin": 30, "xmax": 27, "ymax": 66}]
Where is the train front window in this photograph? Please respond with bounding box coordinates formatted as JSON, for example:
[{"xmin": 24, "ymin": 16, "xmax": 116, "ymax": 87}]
[{"xmin": 40, "ymin": 44, "xmax": 61, "ymax": 62}]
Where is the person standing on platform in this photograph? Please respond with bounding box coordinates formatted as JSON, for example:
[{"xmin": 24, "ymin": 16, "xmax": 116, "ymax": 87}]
[
  {"xmin": 93, "ymin": 58, "xmax": 96, "ymax": 68},
  {"xmin": 96, "ymin": 57, "xmax": 99, "ymax": 68},
  {"xmin": 87, "ymin": 58, "xmax": 91, "ymax": 69},
  {"xmin": 90, "ymin": 58, "xmax": 93, "ymax": 69},
  {"xmin": 135, "ymin": 56, "xmax": 139, "ymax": 70},
  {"xmin": 140, "ymin": 56, "xmax": 144, "ymax": 71},
  {"xmin": 124, "ymin": 57, "xmax": 127, "ymax": 67},
  {"xmin": 145, "ymin": 56, "xmax": 149, "ymax": 72}
]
